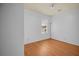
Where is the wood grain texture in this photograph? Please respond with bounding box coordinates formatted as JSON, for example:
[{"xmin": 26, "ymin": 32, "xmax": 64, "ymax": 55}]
[{"xmin": 24, "ymin": 38, "xmax": 79, "ymax": 56}]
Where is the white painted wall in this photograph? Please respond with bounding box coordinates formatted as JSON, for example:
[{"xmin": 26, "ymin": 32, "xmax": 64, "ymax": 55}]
[
  {"xmin": 51, "ymin": 9, "xmax": 79, "ymax": 46},
  {"xmin": 24, "ymin": 9, "xmax": 51, "ymax": 44},
  {"xmin": 0, "ymin": 4, "xmax": 24, "ymax": 56},
  {"xmin": 24, "ymin": 7, "xmax": 79, "ymax": 46}
]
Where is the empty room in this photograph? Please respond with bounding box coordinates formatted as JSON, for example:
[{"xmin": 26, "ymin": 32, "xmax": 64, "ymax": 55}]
[{"xmin": 24, "ymin": 3, "xmax": 79, "ymax": 56}]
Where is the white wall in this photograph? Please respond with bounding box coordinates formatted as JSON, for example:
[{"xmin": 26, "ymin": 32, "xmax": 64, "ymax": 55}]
[
  {"xmin": 24, "ymin": 9, "xmax": 51, "ymax": 44},
  {"xmin": 51, "ymin": 9, "xmax": 79, "ymax": 46},
  {"xmin": 0, "ymin": 4, "xmax": 24, "ymax": 56}
]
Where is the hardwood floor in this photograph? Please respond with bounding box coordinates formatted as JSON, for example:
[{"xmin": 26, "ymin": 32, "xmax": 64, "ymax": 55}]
[{"xmin": 24, "ymin": 38, "xmax": 79, "ymax": 56}]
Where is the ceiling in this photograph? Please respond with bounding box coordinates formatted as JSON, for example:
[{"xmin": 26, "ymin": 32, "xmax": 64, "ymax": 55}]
[{"xmin": 24, "ymin": 3, "xmax": 79, "ymax": 16}]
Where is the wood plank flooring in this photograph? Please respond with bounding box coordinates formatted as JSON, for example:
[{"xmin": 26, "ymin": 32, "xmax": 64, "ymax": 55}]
[{"xmin": 24, "ymin": 38, "xmax": 79, "ymax": 56}]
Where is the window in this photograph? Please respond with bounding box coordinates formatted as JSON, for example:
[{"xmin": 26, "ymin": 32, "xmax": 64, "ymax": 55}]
[{"xmin": 41, "ymin": 20, "xmax": 48, "ymax": 34}]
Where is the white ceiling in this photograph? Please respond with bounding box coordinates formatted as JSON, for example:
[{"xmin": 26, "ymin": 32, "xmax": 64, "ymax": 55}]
[{"xmin": 24, "ymin": 3, "xmax": 79, "ymax": 16}]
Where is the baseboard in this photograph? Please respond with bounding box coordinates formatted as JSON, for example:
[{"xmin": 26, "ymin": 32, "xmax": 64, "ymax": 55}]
[
  {"xmin": 24, "ymin": 37, "xmax": 50, "ymax": 45},
  {"xmin": 51, "ymin": 37, "xmax": 79, "ymax": 46}
]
